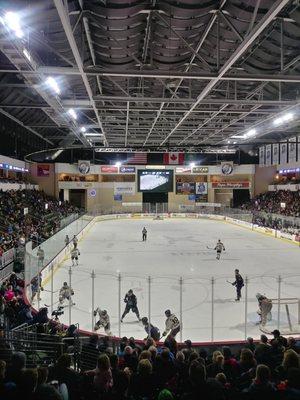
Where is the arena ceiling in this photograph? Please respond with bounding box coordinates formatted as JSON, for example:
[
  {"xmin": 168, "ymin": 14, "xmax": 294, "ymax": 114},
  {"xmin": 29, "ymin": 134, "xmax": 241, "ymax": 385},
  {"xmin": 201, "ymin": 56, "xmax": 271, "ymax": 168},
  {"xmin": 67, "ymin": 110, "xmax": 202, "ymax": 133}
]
[{"xmin": 0, "ymin": 0, "xmax": 299, "ymax": 157}]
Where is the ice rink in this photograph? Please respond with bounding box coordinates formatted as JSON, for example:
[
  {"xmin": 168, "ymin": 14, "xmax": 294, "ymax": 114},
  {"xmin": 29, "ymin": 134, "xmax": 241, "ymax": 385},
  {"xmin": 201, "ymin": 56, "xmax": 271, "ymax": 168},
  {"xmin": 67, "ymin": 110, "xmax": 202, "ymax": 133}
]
[{"xmin": 41, "ymin": 217, "xmax": 300, "ymax": 342}]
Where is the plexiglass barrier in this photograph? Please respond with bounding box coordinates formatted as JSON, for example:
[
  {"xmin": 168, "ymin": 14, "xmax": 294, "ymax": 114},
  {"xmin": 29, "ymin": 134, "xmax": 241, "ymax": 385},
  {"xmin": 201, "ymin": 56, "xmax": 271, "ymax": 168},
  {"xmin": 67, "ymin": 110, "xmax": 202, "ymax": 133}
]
[{"xmin": 25, "ymin": 210, "xmax": 300, "ymax": 342}]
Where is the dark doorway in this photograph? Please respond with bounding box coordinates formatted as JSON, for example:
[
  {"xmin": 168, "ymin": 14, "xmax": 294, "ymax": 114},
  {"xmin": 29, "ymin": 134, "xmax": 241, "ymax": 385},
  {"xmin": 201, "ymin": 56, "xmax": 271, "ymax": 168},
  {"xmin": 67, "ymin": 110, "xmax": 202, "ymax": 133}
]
[
  {"xmin": 69, "ymin": 189, "xmax": 86, "ymax": 208},
  {"xmin": 232, "ymin": 189, "xmax": 250, "ymax": 207}
]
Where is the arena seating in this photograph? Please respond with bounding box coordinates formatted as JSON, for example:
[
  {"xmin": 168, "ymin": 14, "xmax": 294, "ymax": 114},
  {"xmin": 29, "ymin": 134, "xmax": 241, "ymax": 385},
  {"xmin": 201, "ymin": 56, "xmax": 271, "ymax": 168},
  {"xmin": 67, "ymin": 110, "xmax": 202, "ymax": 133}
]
[
  {"xmin": 1, "ymin": 274, "xmax": 300, "ymax": 400},
  {"xmin": 0, "ymin": 189, "xmax": 79, "ymax": 253},
  {"xmin": 241, "ymin": 190, "xmax": 300, "ymax": 217}
]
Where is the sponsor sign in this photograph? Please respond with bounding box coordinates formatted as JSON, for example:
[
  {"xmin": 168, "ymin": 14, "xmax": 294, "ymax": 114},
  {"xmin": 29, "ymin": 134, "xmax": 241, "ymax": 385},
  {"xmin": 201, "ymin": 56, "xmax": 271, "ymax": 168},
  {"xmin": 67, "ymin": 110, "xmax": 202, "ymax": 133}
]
[
  {"xmin": 192, "ymin": 167, "xmax": 209, "ymax": 174},
  {"xmin": 221, "ymin": 161, "xmax": 234, "ymax": 175},
  {"xmin": 78, "ymin": 160, "xmax": 90, "ymax": 175},
  {"xmin": 37, "ymin": 164, "xmax": 50, "ymax": 177},
  {"xmin": 195, "ymin": 202, "xmax": 222, "ymax": 207},
  {"xmin": 114, "ymin": 182, "xmax": 135, "ymax": 195},
  {"xmin": 211, "ymin": 181, "xmax": 250, "ymax": 189},
  {"xmin": 176, "ymin": 182, "xmax": 195, "ymax": 194},
  {"xmin": 101, "ymin": 166, "xmax": 118, "ymax": 173},
  {"xmin": 58, "ymin": 181, "xmax": 94, "ymax": 189},
  {"xmin": 279, "ymin": 231, "xmax": 294, "ymax": 241},
  {"xmin": 114, "ymin": 194, "xmax": 122, "ymax": 201},
  {"xmin": 120, "ymin": 166, "xmax": 136, "ymax": 173},
  {"xmin": 179, "ymin": 204, "xmax": 195, "ymax": 211},
  {"xmin": 195, "ymin": 194, "xmax": 208, "ymax": 202},
  {"xmin": 188, "ymin": 194, "xmax": 195, "ymax": 201},
  {"xmin": 175, "ymin": 167, "xmax": 191, "ymax": 174},
  {"xmin": 195, "ymin": 182, "xmax": 208, "ymax": 194}
]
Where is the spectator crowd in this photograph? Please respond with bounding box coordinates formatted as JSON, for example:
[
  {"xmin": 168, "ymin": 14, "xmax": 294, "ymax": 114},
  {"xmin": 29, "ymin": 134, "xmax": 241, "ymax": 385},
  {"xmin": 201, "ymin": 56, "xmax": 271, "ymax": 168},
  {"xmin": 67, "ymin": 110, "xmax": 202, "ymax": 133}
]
[{"xmin": 0, "ymin": 189, "xmax": 79, "ymax": 254}]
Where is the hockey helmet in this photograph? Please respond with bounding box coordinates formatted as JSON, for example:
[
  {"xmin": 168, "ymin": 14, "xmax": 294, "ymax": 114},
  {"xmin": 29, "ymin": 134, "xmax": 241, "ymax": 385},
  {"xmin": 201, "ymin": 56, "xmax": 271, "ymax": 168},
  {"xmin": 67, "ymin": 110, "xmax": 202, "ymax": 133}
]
[
  {"xmin": 128, "ymin": 289, "xmax": 133, "ymax": 295},
  {"xmin": 63, "ymin": 282, "xmax": 68, "ymax": 286},
  {"xmin": 100, "ymin": 310, "xmax": 107, "ymax": 315},
  {"xmin": 235, "ymin": 269, "xmax": 239, "ymax": 273},
  {"xmin": 256, "ymin": 293, "xmax": 264, "ymax": 300},
  {"xmin": 141, "ymin": 317, "xmax": 148, "ymax": 324},
  {"xmin": 165, "ymin": 309, "xmax": 171, "ymax": 317}
]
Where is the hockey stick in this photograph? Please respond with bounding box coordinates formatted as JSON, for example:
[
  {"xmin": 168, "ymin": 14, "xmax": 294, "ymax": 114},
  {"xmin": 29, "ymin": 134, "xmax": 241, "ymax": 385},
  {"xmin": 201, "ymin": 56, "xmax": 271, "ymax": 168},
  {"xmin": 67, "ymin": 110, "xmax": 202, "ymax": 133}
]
[
  {"xmin": 206, "ymin": 246, "xmax": 214, "ymax": 250},
  {"xmin": 226, "ymin": 280, "xmax": 234, "ymax": 285}
]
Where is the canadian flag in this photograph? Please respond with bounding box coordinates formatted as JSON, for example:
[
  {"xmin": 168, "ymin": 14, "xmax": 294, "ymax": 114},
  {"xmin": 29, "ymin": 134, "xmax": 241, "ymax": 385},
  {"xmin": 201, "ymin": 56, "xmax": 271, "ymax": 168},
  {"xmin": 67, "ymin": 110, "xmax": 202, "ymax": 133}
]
[{"xmin": 163, "ymin": 152, "xmax": 184, "ymax": 165}]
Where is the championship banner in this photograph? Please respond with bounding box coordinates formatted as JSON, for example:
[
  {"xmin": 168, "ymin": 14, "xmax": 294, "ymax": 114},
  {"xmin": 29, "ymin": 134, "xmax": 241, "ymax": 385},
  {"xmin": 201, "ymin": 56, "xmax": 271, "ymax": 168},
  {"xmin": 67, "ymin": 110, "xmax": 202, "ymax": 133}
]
[
  {"xmin": 221, "ymin": 161, "xmax": 234, "ymax": 175},
  {"xmin": 78, "ymin": 160, "xmax": 90, "ymax": 175},
  {"xmin": 272, "ymin": 143, "xmax": 279, "ymax": 165},
  {"xmin": 265, "ymin": 144, "xmax": 272, "ymax": 166},
  {"xmin": 280, "ymin": 142, "xmax": 287, "ymax": 164},
  {"xmin": 259, "ymin": 146, "xmax": 265, "ymax": 166},
  {"xmin": 176, "ymin": 182, "xmax": 195, "ymax": 194},
  {"xmin": 288, "ymin": 137, "xmax": 297, "ymax": 164},
  {"xmin": 37, "ymin": 164, "xmax": 50, "ymax": 177},
  {"xmin": 298, "ymin": 136, "xmax": 300, "ymax": 162},
  {"xmin": 195, "ymin": 182, "xmax": 208, "ymax": 194},
  {"xmin": 114, "ymin": 182, "xmax": 135, "ymax": 195}
]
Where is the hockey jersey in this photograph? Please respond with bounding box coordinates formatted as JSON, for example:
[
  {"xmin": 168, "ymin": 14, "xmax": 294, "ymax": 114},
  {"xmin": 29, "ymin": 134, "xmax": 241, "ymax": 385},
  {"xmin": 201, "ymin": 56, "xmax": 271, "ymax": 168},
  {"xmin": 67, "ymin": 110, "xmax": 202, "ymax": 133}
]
[
  {"xmin": 94, "ymin": 308, "xmax": 110, "ymax": 326},
  {"xmin": 124, "ymin": 293, "xmax": 137, "ymax": 307},
  {"xmin": 71, "ymin": 248, "xmax": 80, "ymax": 258},
  {"xmin": 215, "ymin": 242, "xmax": 225, "ymax": 252},
  {"xmin": 165, "ymin": 314, "xmax": 180, "ymax": 333},
  {"xmin": 59, "ymin": 285, "xmax": 73, "ymax": 298}
]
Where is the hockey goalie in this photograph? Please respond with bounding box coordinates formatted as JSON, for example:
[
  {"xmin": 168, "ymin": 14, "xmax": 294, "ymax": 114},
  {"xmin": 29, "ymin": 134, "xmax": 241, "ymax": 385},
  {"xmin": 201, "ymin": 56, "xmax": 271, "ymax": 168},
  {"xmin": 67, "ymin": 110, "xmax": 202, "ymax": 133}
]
[{"xmin": 256, "ymin": 293, "xmax": 273, "ymax": 326}]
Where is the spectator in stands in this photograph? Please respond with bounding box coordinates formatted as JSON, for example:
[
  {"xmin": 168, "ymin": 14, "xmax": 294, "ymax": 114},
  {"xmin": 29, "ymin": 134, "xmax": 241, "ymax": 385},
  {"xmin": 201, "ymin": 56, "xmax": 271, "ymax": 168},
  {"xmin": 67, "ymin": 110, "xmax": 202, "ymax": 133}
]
[
  {"xmin": 128, "ymin": 359, "xmax": 156, "ymax": 399},
  {"xmin": 277, "ymin": 367, "xmax": 300, "ymax": 399},
  {"xmin": 275, "ymin": 349, "xmax": 300, "ymax": 381},
  {"xmin": 109, "ymin": 353, "xmax": 129, "ymax": 400},
  {"xmin": 85, "ymin": 354, "xmax": 113, "ymax": 394},
  {"xmin": 80, "ymin": 334, "xmax": 100, "ymax": 372},
  {"xmin": 271, "ymin": 329, "xmax": 288, "ymax": 348},
  {"xmin": 254, "ymin": 334, "xmax": 272, "ymax": 365},
  {"xmin": 243, "ymin": 364, "xmax": 276, "ymax": 396},
  {"xmin": 206, "ymin": 351, "xmax": 225, "ymax": 378},
  {"xmin": 5, "ymin": 351, "xmax": 26, "ymax": 387}
]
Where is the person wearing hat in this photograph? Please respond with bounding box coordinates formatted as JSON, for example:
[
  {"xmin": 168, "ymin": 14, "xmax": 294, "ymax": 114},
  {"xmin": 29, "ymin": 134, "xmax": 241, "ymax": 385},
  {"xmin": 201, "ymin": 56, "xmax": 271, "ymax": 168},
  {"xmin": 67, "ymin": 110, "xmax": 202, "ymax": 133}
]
[
  {"xmin": 121, "ymin": 289, "xmax": 140, "ymax": 322},
  {"xmin": 231, "ymin": 269, "xmax": 244, "ymax": 301},
  {"xmin": 141, "ymin": 317, "xmax": 160, "ymax": 341}
]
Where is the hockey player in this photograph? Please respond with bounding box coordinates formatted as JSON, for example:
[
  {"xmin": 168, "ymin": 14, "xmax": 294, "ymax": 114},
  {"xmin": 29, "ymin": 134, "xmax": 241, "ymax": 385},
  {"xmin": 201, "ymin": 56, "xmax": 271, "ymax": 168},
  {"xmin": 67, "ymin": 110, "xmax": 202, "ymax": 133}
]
[
  {"xmin": 231, "ymin": 269, "xmax": 244, "ymax": 301},
  {"xmin": 72, "ymin": 235, "xmax": 78, "ymax": 248},
  {"xmin": 71, "ymin": 247, "xmax": 80, "ymax": 266},
  {"xmin": 93, "ymin": 308, "xmax": 112, "ymax": 335},
  {"xmin": 59, "ymin": 282, "xmax": 74, "ymax": 305},
  {"xmin": 31, "ymin": 273, "xmax": 43, "ymax": 302},
  {"xmin": 121, "ymin": 289, "xmax": 140, "ymax": 322},
  {"xmin": 141, "ymin": 317, "xmax": 160, "ymax": 341},
  {"xmin": 256, "ymin": 293, "xmax": 273, "ymax": 326},
  {"xmin": 142, "ymin": 227, "xmax": 147, "ymax": 241},
  {"xmin": 162, "ymin": 310, "xmax": 180, "ymax": 339},
  {"xmin": 65, "ymin": 235, "xmax": 70, "ymax": 247},
  {"xmin": 214, "ymin": 239, "xmax": 225, "ymax": 260}
]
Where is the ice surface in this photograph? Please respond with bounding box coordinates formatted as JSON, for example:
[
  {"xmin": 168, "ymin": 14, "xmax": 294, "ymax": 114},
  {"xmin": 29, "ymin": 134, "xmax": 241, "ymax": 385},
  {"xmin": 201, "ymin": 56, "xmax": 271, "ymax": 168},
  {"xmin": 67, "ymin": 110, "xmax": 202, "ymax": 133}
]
[{"xmin": 40, "ymin": 218, "xmax": 300, "ymax": 342}]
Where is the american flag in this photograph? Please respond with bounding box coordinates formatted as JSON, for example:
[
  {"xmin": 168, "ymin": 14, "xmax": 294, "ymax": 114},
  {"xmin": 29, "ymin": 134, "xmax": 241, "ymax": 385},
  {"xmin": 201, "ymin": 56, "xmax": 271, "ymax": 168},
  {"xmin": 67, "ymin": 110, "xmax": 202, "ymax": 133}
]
[{"xmin": 125, "ymin": 152, "xmax": 147, "ymax": 164}]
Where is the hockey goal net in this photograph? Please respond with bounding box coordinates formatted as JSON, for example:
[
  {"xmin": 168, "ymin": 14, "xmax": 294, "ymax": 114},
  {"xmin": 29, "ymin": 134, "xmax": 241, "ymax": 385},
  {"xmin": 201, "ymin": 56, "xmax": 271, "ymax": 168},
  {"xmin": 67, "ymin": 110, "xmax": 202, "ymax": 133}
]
[{"xmin": 260, "ymin": 298, "xmax": 300, "ymax": 335}]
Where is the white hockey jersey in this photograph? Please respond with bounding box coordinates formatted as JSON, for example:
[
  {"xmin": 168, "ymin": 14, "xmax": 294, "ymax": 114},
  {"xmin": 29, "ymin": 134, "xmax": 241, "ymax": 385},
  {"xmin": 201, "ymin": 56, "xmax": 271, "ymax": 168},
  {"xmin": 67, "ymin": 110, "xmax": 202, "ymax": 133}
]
[
  {"xmin": 59, "ymin": 285, "xmax": 73, "ymax": 298},
  {"xmin": 94, "ymin": 308, "xmax": 110, "ymax": 326},
  {"xmin": 71, "ymin": 248, "xmax": 80, "ymax": 258},
  {"xmin": 215, "ymin": 242, "xmax": 225, "ymax": 252},
  {"xmin": 165, "ymin": 314, "xmax": 180, "ymax": 332}
]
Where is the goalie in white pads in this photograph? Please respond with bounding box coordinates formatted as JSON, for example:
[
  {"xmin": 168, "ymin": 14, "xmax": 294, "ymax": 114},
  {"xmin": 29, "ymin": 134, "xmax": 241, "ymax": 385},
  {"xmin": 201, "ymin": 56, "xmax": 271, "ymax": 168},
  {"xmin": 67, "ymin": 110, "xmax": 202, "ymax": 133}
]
[
  {"xmin": 59, "ymin": 282, "xmax": 74, "ymax": 305},
  {"xmin": 162, "ymin": 309, "xmax": 180, "ymax": 339},
  {"xmin": 256, "ymin": 293, "xmax": 273, "ymax": 326},
  {"xmin": 214, "ymin": 239, "xmax": 225, "ymax": 260},
  {"xmin": 93, "ymin": 308, "xmax": 112, "ymax": 335},
  {"xmin": 71, "ymin": 247, "xmax": 80, "ymax": 266}
]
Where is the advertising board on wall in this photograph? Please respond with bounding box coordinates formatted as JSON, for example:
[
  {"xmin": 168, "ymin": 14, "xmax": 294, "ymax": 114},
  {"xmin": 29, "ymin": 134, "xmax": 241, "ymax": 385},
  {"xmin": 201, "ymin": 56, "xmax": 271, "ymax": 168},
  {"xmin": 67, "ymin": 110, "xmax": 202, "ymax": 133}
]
[
  {"xmin": 114, "ymin": 182, "xmax": 135, "ymax": 195},
  {"xmin": 176, "ymin": 182, "xmax": 195, "ymax": 194},
  {"xmin": 120, "ymin": 166, "xmax": 136, "ymax": 173},
  {"xmin": 192, "ymin": 167, "xmax": 209, "ymax": 174},
  {"xmin": 211, "ymin": 181, "xmax": 250, "ymax": 189},
  {"xmin": 101, "ymin": 166, "xmax": 118, "ymax": 173},
  {"xmin": 37, "ymin": 164, "xmax": 50, "ymax": 177},
  {"xmin": 195, "ymin": 182, "xmax": 208, "ymax": 194}
]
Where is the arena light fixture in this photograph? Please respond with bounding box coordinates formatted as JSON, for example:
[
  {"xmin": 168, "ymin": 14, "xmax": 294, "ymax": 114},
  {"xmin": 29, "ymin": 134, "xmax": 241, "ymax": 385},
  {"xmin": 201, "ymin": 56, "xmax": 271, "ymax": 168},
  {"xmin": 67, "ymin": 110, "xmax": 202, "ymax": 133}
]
[
  {"xmin": 4, "ymin": 11, "xmax": 23, "ymax": 38},
  {"xmin": 273, "ymin": 113, "xmax": 293, "ymax": 126},
  {"xmin": 23, "ymin": 48, "xmax": 31, "ymax": 62},
  {"xmin": 46, "ymin": 77, "xmax": 60, "ymax": 95},
  {"xmin": 84, "ymin": 133, "xmax": 102, "ymax": 137},
  {"xmin": 67, "ymin": 108, "xmax": 77, "ymax": 120},
  {"xmin": 189, "ymin": 162, "xmax": 195, "ymax": 167},
  {"xmin": 80, "ymin": 127, "xmax": 86, "ymax": 133},
  {"xmin": 115, "ymin": 161, "xmax": 121, "ymax": 167}
]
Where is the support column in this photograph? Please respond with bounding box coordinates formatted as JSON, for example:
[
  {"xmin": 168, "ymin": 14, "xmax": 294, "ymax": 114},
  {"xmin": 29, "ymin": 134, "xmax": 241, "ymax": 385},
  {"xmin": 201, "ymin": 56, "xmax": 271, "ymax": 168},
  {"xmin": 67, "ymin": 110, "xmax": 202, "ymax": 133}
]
[{"xmin": 64, "ymin": 189, "xmax": 69, "ymax": 202}]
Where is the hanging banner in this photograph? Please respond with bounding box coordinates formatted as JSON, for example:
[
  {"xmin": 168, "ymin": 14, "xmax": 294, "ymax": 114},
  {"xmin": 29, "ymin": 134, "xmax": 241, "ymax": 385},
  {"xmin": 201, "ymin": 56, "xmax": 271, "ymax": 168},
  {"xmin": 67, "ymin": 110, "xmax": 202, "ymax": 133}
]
[
  {"xmin": 212, "ymin": 181, "xmax": 250, "ymax": 189},
  {"xmin": 272, "ymin": 143, "xmax": 279, "ymax": 165},
  {"xmin": 259, "ymin": 146, "xmax": 265, "ymax": 166},
  {"xmin": 280, "ymin": 142, "xmax": 287, "ymax": 164},
  {"xmin": 114, "ymin": 182, "xmax": 135, "ymax": 195},
  {"xmin": 265, "ymin": 144, "xmax": 272, "ymax": 166},
  {"xmin": 195, "ymin": 182, "xmax": 208, "ymax": 194},
  {"xmin": 288, "ymin": 137, "xmax": 297, "ymax": 164}
]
